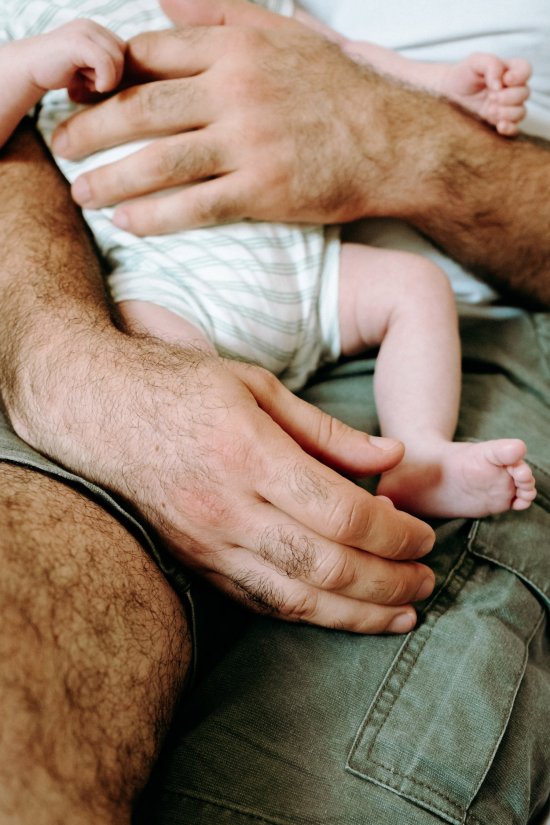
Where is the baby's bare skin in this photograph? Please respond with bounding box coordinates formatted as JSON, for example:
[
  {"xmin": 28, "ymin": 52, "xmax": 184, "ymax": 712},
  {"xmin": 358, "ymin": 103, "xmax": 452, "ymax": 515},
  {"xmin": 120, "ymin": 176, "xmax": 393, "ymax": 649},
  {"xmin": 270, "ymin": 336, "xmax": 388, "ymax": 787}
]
[
  {"xmin": 377, "ymin": 438, "xmax": 537, "ymax": 518},
  {"xmin": 0, "ymin": 18, "xmax": 125, "ymax": 147}
]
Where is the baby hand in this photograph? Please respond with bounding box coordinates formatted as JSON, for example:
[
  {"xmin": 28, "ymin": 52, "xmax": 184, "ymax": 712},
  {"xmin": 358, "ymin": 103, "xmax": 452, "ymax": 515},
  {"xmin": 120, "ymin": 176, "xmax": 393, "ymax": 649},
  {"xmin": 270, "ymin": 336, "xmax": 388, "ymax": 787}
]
[
  {"xmin": 25, "ymin": 19, "xmax": 125, "ymax": 96},
  {"xmin": 443, "ymin": 53, "xmax": 531, "ymax": 137}
]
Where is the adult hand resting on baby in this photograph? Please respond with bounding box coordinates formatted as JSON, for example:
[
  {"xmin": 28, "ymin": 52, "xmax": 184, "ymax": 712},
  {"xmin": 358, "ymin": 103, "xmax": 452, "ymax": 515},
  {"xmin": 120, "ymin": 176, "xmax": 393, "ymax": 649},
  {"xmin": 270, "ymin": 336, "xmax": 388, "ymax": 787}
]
[{"xmin": 51, "ymin": 10, "xmax": 406, "ymax": 234}]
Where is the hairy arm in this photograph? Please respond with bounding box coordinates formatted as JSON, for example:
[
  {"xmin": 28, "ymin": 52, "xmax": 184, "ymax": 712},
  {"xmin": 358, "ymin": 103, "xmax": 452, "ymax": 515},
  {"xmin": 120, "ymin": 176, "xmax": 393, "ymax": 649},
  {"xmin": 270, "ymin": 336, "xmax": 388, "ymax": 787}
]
[
  {"xmin": 53, "ymin": 6, "xmax": 550, "ymax": 307},
  {"xmin": 0, "ymin": 122, "xmax": 435, "ymax": 634}
]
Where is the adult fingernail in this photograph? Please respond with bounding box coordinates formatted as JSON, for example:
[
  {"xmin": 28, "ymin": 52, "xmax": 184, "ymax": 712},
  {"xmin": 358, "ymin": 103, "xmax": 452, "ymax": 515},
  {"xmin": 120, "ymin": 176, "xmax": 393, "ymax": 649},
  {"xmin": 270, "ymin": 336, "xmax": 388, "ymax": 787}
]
[
  {"xmin": 368, "ymin": 436, "xmax": 401, "ymax": 451},
  {"xmin": 419, "ymin": 534, "xmax": 435, "ymax": 556},
  {"xmin": 416, "ymin": 576, "xmax": 435, "ymax": 601},
  {"xmin": 113, "ymin": 210, "xmax": 129, "ymax": 230},
  {"xmin": 387, "ymin": 613, "xmax": 416, "ymax": 634},
  {"xmin": 52, "ymin": 126, "xmax": 68, "ymax": 153},
  {"xmin": 72, "ymin": 177, "xmax": 91, "ymax": 205}
]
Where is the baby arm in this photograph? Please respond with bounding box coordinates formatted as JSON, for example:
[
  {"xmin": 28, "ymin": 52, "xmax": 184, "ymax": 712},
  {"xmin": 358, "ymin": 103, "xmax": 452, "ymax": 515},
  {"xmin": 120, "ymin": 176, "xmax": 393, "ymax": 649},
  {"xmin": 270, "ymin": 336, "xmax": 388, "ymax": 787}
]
[
  {"xmin": 0, "ymin": 19, "xmax": 125, "ymax": 148},
  {"xmin": 158, "ymin": 0, "xmax": 530, "ymax": 135},
  {"xmin": 292, "ymin": 6, "xmax": 530, "ymax": 136},
  {"xmin": 434, "ymin": 54, "xmax": 531, "ymax": 136}
]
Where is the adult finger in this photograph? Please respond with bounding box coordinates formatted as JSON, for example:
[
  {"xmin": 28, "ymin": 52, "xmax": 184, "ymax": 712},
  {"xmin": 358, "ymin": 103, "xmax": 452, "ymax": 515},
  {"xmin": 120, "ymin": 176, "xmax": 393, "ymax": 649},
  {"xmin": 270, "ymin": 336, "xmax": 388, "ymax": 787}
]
[
  {"xmin": 71, "ymin": 132, "xmax": 228, "ymax": 213},
  {"xmin": 228, "ymin": 505, "xmax": 435, "ymax": 604},
  {"xmin": 125, "ymin": 26, "xmax": 235, "ymax": 82},
  {"xmin": 226, "ymin": 366, "xmax": 435, "ymax": 559},
  {"xmin": 53, "ymin": 24, "xmax": 314, "ymax": 160},
  {"xmin": 111, "ymin": 174, "xmax": 249, "ymax": 235},
  {"xmin": 214, "ymin": 383, "xmax": 435, "ymax": 560},
  {"xmin": 53, "ymin": 74, "xmax": 215, "ymax": 160},
  {"xmin": 256, "ymin": 452, "xmax": 434, "ymax": 560},
  {"xmin": 209, "ymin": 562, "xmax": 421, "ymax": 635},
  {"xmin": 229, "ymin": 362, "xmax": 406, "ymax": 478}
]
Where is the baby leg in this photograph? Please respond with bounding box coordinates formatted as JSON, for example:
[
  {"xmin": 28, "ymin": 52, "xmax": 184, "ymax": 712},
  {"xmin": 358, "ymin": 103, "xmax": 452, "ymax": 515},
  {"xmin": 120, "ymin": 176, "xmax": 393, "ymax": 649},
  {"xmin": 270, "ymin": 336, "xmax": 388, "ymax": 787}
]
[
  {"xmin": 339, "ymin": 244, "xmax": 537, "ymax": 517},
  {"xmin": 117, "ymin": 300, "xmax": 216, "ymax": 353}
]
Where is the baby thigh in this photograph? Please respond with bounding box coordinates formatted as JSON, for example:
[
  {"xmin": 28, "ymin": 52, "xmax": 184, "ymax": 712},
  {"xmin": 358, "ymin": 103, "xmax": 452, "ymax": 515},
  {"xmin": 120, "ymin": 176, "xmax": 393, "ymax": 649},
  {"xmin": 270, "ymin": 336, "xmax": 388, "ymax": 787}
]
[
  {"xmin": 338, "ymin": 242, "xmax": 458, "ymax": 356},
  {"xmin": 107, "ymin": 220, "xmax": 331, "ymax": 388},
  {"xmin": 117, "ymin": 299, "xmax": 215, "ymax": 353}
]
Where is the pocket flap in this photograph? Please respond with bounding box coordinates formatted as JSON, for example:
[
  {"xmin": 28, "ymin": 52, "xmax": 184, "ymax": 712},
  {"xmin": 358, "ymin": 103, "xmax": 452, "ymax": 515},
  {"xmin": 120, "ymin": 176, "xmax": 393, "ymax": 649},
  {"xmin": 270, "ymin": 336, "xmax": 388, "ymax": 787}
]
[{"xmin": 346, "ymin": 548, "xmax": 544, "ymax": 824}]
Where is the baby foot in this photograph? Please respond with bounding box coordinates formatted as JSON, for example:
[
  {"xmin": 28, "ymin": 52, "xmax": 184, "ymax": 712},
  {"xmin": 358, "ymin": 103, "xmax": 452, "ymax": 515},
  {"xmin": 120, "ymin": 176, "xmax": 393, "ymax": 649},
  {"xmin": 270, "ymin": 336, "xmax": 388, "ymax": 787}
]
[
  {"xmin": 441, "ymin": 53, "xmax": 531, "ymax": 136},
  {"xmin": 377, "ymin": 438, "xmax": 537, "ymax": 518}
]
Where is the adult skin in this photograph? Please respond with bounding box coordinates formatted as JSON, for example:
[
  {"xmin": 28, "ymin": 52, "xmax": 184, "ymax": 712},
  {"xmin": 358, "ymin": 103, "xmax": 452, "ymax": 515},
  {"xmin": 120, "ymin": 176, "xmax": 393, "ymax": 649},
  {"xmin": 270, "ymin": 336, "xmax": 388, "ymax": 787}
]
[
  {"xmin": 0, "ymin": 119, "xmax": 435, "ymax": 825},
  {"xmin": 0, "ymin": 122, "xmax": 435, "ymax": 636},
  {"xmin": 0, "ymin": 462, "xmax": 190, "ymax": 824},
  {"xmin": 52, "ymin": 5, "xmax": 550, "ymax": 308}
]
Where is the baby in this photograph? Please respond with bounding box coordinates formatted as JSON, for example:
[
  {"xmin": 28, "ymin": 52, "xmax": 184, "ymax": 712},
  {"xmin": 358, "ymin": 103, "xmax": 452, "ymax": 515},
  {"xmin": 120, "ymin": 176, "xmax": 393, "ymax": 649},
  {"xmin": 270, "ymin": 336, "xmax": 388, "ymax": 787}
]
[{"xmin": 0, "ymin": 0, "xmax": 537, "ymax": 518}]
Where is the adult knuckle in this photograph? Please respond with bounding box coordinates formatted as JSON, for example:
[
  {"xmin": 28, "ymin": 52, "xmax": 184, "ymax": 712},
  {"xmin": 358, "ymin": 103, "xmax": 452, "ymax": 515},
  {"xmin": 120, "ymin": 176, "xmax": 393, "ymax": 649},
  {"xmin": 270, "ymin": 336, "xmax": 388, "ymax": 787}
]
[
  {"xmin": 311, "ymin": 410, "xmax": 345, "ymax": 452},
  {"xmin": 387, "ymin": 526, "xmax": 414, "ymax": 560},
  {"xmin": 281, "ymin": 588, "xmax": 319, "ymax": 622},
  {"xmin": 257, "ymin": 526, "xmax": 317, "ymax": 579},
  {"xmin": 154, "ymin": 140, "xmax": 218, "ymax": 182},
  {"xmin": 128, "ymin": 30, "xmax": 167, "ymax": 66},
  {"xmin": 189, "ymin": 193, "xmax": 218, "ymax": 226},
  {"xmin": 149, "ymin": 143, "xmax": 188, "ymax": 181},
  {"xmin": 325, "ymin": 497, "xmax": 370, "ymax": 544},
  {"xmin": 374, "ymin": 574, "xmax": 410, "ymax": 605},
  {"xmin": 231, "ymin": 26, "xmax": 266, "ymax": 57},
  {"xmin": 253, "ymin": 366, "xmax": 281, "ymax": 395},
  {"xmin": 170, "ymin": 27, "xmax": 207, "ymax": 47},
  {"xmin": 120, "ymin": 87, "xmax": 149, "ymax": 128},
  {"xmin": 181, "ymin": 487, "xmax": 231, "ymax": 530},
  {"xmin": 123, "ymin": 82, "xmax": 164, "ymax": 128},
  {"xmin": 230, "ymin": 571, "xmax": 286, "ymax": 616},
  {"xmin": 191, "ymin": 191, "xmax": 240, "ymax": 226},
  {"xmin": 282, "ymin": 462, "xmax": 331, "ymax": 508},
  {"xmin": 313, "ymin": 550, "xmax": 355, "ymax": 591}
]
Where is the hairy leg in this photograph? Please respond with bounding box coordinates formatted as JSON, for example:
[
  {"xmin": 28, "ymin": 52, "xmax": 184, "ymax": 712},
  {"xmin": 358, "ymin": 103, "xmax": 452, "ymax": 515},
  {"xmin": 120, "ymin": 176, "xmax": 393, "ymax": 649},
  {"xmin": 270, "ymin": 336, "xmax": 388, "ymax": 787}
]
[{"xmin": 0, "ymin": 463, "xmax": 190, "ymax": 825}]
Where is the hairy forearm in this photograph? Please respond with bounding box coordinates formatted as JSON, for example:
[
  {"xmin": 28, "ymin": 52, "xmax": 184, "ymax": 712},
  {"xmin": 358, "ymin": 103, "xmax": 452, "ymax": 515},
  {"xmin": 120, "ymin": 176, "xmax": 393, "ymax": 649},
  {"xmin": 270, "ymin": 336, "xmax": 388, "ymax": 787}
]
[
  {"xmin": 0, "ymin": 123, "xmax": 118, "ymax": 447},
  {"xmin": 361, "ymin": 77, "xmax": 550, "ymax": 307},
  {"xmin": 413, "ymin": 125, "xmax": 550, "ymax": 309},
  {"xmin": 0, "ymin": 121, "xmax": 175, "ymax": 506},
  {"xmin": 0, "ymin": 125, "xmax": 437, "ymax": 633}
]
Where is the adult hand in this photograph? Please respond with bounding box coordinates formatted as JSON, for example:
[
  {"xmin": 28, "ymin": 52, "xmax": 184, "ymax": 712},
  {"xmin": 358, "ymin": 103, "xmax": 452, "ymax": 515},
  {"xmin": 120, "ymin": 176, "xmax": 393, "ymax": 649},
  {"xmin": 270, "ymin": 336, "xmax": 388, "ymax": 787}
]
[
  {"xmin": 72, "ymin": 338, "xmax": 436, "ymax": 634},
  {"xmin": 52, "ymin": 17, "xmax": 394, "ymax": 235},
  {"xmin": 2, "ymin": 124, "xmax": 435, "ymax": 635},
  {"xmin": 13, "ymin": 330, "xmax": 435, "ymax": 635}
]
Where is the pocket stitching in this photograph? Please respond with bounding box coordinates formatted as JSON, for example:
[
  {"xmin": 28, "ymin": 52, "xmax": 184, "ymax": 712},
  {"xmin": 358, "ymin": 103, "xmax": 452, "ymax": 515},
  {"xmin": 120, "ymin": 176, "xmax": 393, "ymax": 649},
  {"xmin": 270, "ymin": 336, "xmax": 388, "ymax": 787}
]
[
  {"xmin": 347, "ymin": 549, "xmax": 477, "ymax": 822},
  {"xmin": 346, "ymin": 548, "xmax": 545, "ymax": 824}
]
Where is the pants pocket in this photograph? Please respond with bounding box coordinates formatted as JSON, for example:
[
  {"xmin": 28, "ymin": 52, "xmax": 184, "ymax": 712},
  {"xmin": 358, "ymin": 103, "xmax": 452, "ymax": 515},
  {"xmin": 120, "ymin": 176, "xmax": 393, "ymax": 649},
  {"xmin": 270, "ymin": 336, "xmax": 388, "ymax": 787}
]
[{"xmin": 346, "ymin": 543, "xmax": 545, "ymax": 825}]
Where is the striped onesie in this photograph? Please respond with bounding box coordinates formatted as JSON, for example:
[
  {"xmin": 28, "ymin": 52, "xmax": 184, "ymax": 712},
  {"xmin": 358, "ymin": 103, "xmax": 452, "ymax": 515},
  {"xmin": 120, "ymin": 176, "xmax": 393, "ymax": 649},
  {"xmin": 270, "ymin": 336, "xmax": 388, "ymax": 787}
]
[{"xmin": 1, "ymin": 0, "xmax": 341, "ymax": 392}]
